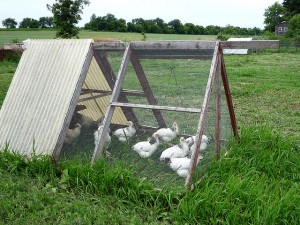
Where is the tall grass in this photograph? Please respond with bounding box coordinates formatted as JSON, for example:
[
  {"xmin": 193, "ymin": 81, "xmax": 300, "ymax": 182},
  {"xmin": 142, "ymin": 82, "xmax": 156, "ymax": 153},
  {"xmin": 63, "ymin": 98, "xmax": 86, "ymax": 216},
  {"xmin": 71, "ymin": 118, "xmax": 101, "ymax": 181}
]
[
  {"xmin": 172, "ymin": 126, "xmax": 300, "ymax": 224},
  {"xmin": 1, "ymin": 126, "xmax": 299, "ymax": 224},
  {"xmin": 0, "ymin": 148, "xmax": 180, "ymax": 224}
]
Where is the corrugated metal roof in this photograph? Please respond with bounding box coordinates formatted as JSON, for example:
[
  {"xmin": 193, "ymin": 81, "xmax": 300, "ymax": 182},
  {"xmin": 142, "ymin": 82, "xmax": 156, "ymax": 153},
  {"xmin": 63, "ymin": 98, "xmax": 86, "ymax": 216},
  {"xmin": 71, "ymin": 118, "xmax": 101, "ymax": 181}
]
[
  {"xmin": 223, "ymin": 38, "xmax": 253, "ymax": 54},
  {"xmin": 0, "ymin": 39, "xmax": 93, "ymax": 156}
]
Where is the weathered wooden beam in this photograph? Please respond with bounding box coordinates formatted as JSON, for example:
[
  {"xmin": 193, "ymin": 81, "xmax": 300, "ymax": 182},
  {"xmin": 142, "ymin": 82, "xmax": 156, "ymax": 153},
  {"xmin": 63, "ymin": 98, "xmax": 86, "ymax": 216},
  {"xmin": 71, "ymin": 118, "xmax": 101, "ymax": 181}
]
[
  {"xmin": 134, "ymin": 49, "xmax": 214, "ymax": 59},
  {"xmin": 130, "ymin": 41, "xmax": 217, "ymax": 50},
  {"xmin": 77, "ymin": 92, "xmax": 111, "ymax": 103},
  {"xmin": 186, "ymin": 41, "xmax": 220, "ymax": 188},
  {"xmin": 121, "ymin": 89, "xmax": 146, "ymax": 97},
  {"xmin": 93, "ymin": 41, "xmax": 217, "ymax": 50},
  {"xmin": 111, "ymin": 102, "xmax": 202, "ymax": 113},
  {"xmin": 215, "ymin": 56, "xmax": 222, "ymax": 160},
  {"xmin": 92, "ymin": 44, "xmax": 132, "ymax": 164},
  {"xmin": 81, "ymin": 88, "xmax": 146, "ymax": 97},
  {"xmin": 81, "ymin": 88, "xmax": 111, "ymax": 95},
  {"xmin": 130, "ymin": 52, "xmax": 166, "ymax": 127},
  {"xmin": 93, "ymin": 50, "xmax": 139, "ymax": 125},
  {"xmin": 138, "ymin": 55, "xmax": 213, "ymax": 60},
  {"xmin": 220, "ymin": 40, "xmax": 279, "ymax": 49},
  {"xmin": 219, "ymin": 49, "xmax": 239, "ymax": 140},
  {"xmin": 92, "ymin": 42, "xmax": 128, "ymax": 51},
  {"xmin": 93, "ymin": 40, "xmax": 279, "ymax": 51}
]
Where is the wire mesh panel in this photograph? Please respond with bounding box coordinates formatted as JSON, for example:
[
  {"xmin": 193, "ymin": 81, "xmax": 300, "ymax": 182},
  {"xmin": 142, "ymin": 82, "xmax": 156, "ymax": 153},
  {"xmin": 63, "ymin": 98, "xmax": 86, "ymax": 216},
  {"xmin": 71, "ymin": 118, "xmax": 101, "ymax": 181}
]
[
  {"xmin": 92, "ymin": 44, "xmax": 233, "ymax": 189},
  {"xmin": 60, "ymin": 41, "xmax": 236, "ymax": 189},
  {"xmin": 191, "ymin": 66, "xmax": 233, "ymax": 184},
  {"xmin": 60, "ymin": 51, "xmax": 128, "ymax": 160}
]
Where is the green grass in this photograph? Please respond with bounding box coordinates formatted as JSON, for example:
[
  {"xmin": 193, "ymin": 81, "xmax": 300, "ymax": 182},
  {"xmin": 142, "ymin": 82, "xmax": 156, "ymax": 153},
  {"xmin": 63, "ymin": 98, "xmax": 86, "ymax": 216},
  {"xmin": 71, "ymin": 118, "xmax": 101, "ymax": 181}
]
[
  {"xmin": 0, "ymin": 60, "xmax": 18, "ymax": 107},
  {"xmin": 1, "ymin": 126, "xmax": 299, "ymax": 224},
  {"xmin": 0, "ymin": 150, "xmax": 177, "ymax": 224},
  {"xmin": 0, "ymin": 35, "xmax": 300, "ymax": 224},
  {"xmin": 173, "ymin": 126, "xmax": 300, "ymax": 224},
  {"xmin": 0, "ymin": 29, "xmax": 216, "ymax": 48},
  {"xmin": 224, "ymin": 52, "xmax": 300, "ymax": 138}
]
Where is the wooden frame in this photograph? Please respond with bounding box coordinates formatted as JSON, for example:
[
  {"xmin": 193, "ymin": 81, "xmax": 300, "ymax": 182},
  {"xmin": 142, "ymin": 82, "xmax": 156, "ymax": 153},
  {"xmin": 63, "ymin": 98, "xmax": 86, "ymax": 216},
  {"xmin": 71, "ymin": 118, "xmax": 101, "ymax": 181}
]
[{"xmin": 90, "ymin": 40, "xmax": 279, "ymax": 188}]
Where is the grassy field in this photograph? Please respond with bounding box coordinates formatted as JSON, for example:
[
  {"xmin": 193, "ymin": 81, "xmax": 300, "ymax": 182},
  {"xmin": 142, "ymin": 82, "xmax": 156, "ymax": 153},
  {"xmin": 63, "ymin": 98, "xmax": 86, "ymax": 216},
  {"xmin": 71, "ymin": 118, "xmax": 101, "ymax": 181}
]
[
  {"xmin": 0, "ymin": 29, "xmax": 216, "ymax": 48},
  {"xmin": 0, "ymin": 32, "xmax": 300, "ymax": 224}
]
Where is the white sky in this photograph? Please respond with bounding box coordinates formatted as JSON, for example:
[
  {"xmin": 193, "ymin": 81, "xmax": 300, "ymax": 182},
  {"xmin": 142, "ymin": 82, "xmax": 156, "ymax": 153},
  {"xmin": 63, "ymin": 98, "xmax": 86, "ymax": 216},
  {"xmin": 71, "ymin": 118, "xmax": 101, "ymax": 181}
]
[{"xmin": 1, "ymin": 0, "xmax": 282, "ymax": 29}]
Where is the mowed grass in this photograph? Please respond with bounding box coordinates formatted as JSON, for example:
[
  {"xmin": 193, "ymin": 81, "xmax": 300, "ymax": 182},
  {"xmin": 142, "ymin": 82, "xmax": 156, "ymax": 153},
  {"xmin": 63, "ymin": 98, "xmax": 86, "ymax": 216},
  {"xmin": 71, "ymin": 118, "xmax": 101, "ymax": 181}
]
[
  {"xmin": 0, "ymin": 37, "xmax": 300, "ymax": 224},
  {"xmin": 0, "ymin": 29, "xmax": 216, "ymax": 48},
  {"xmin": 224, "ymin": 52, "xmax": 300, "ymax": 138}
]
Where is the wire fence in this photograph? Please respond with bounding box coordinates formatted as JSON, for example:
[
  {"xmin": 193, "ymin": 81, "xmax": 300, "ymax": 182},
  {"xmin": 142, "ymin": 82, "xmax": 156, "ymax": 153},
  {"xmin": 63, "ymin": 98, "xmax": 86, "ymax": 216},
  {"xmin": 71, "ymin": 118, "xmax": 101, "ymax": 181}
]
[{"xmin": 60, "ymin": 49, "xmax": 234, "ymax": 189}]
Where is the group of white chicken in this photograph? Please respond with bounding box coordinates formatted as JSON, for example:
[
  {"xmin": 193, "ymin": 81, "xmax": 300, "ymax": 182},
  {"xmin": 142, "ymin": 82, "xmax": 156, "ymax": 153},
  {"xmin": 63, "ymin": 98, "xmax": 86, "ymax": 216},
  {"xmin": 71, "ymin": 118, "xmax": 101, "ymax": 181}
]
[
  {"xmin": 130, "ymin": 121, "xmax": 210, "ymax": 178},
  {"xmin": 66, "ymin": 119, "xmax": 210, "ymax": 178}
]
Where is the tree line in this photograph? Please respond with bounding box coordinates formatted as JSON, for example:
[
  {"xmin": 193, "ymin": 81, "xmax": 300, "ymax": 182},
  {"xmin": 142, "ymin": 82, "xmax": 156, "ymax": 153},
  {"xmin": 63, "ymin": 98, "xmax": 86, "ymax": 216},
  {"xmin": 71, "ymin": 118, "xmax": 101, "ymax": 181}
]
[
  {"xmin": 2, "ymin": 0, "xmax": 299, "ymax": 39},
  {"xmin": 83, "ymin": 13, "xmax": 262, "ymax": 36},
  {"xmin": 2, "ymin": 13, "xmax": 262, "ymax": 36},
  {"xmin": 2, "ymin": 17, "xmax": 54, "ymax": 29}
]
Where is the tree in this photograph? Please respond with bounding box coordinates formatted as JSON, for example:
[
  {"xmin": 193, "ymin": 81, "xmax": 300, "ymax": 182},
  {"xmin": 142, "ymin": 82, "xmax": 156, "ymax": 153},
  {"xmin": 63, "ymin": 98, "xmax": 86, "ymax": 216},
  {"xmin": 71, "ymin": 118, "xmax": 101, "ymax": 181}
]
[
  {"xmin": 249, "ymin": 27, "xmax": 263, "ymax": 35},
  {"xmin": 39, "ymin": 17, "xmax": 54, "ymax": 28},
  {"xmin": 103, "ymin": 13, "xmax": 118, "ymax": 31},
  {"xmin": 221, "ymin": 24, "xmax": 239, "ymax": 35},
  {"xmin": 19, "ymin": 18, "xmax": 39, "ymax": 28},
  {"xmin": 2, "ymin": 18, "xmax": 17, "ymax": 28},
  {"xmin": 184, "ymin": 23, "xmax": 196, "ymax": 34},
  {"xmin": 47, "ymin": 0, "xmax": 90, "ymax": 38},
  {"xmin": 205, "ymin": 25, "xmax": 221, "ymax": 35},
  {"xmin": 286, "ymin": 14, "xmax": 300, "ymax": 39},
  {"xmin": 168, "ymin": 19, "xmax": 184, "ymax": 34},
  {"xmin": 153, "ymin": 17, "xmax": 167, "ymax": 33},
  {"xmin": 130, "ymin": 18, "xmax": 147, "ymax": 33},
  {"xmin": 84, "ymin": 14, "xmax": 104, "ymax": 31},
  {"xmin": 117, "ymin": 19, "xmax": 127, "ymax": 32},
  {"xmin": 283, "ymin": 0, "xmax": 300, "ymax": 18},
  {"xmin": 264, "ymin": 2, "xmax": 286, "ymax": 32}
]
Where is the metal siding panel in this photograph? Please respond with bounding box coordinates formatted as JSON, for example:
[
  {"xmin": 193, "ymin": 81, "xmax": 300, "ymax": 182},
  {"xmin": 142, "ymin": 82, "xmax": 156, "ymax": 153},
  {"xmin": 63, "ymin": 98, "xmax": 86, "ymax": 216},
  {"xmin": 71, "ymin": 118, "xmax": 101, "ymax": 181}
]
[{"xmin": 0, "ymin": 39, "xmax": 93, "ymax": 156}]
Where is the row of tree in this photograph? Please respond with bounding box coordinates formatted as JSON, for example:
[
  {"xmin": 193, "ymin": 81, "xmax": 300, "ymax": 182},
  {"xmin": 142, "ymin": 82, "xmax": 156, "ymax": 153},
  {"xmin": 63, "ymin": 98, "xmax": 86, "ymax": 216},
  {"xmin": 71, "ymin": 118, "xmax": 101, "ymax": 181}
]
[
  {"xmin": 2, "ymin": 17, "xmax": 54, "ymax": 29},
  {"xmin": 2, "ymin": 13, "xmax": 262, "ymax": 36},
  {"xmin": 83, "ymin": 14, "xmax": 263, "ymax": 36}
]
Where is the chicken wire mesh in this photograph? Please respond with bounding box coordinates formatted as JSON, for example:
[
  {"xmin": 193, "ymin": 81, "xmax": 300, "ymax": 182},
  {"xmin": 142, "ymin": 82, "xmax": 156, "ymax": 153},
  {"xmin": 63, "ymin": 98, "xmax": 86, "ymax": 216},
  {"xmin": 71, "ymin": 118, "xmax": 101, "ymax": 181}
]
[{"xmin": 60, "ymin": 47, "xmax": 234, "ymax": 189}]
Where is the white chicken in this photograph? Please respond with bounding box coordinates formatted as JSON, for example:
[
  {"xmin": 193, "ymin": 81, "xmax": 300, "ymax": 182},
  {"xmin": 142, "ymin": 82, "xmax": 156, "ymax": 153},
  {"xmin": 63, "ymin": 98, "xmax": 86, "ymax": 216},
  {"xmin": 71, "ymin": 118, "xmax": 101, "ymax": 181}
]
[
  {"xmin": 166, "ymin": 155, "xmax": 203, "ymax": 178},
  {"xmin": 159, "ymin": 137, "xmax": 189, "ymax": 161},
  {"xmin": 64, "ymin": 123, "xmax": 81, "ymax": 144},
  {"xmin": 112, "ymin": 121, "xmax": 136, "ymax": 142},
  {"xmin": 132, "ymin": 133, "xmax": 160, "ymax": 158},
  {"xmin": 155, "ymin": 122, "xmax": 179, "ymax": 142},
  {"xmin": 186, "ymin": 134, "xmax": 209, "ymax": 157},
  {"xmin": 94, "ymin": 125, "xmax": 111, "ymax": 153}
]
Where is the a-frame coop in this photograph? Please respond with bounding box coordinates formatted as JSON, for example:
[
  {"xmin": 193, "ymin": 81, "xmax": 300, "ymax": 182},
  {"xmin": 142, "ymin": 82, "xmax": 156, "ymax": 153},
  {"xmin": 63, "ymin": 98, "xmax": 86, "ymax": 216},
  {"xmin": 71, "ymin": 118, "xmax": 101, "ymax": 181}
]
[{"xmin": 0, "ymin": 39, "xmax": 278, "ymax": 189}]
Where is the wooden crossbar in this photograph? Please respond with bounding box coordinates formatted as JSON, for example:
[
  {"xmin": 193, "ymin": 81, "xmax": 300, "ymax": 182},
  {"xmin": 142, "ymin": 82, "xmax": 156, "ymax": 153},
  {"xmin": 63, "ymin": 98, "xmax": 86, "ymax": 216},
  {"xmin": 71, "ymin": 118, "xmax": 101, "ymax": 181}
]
[
  {"xmin": 111, "ymin": 102, "xmax": 202, "ymax": 113},
  {"xmin": 93, "ymin": 40, "xmax": 279, "ymax": 51}
]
